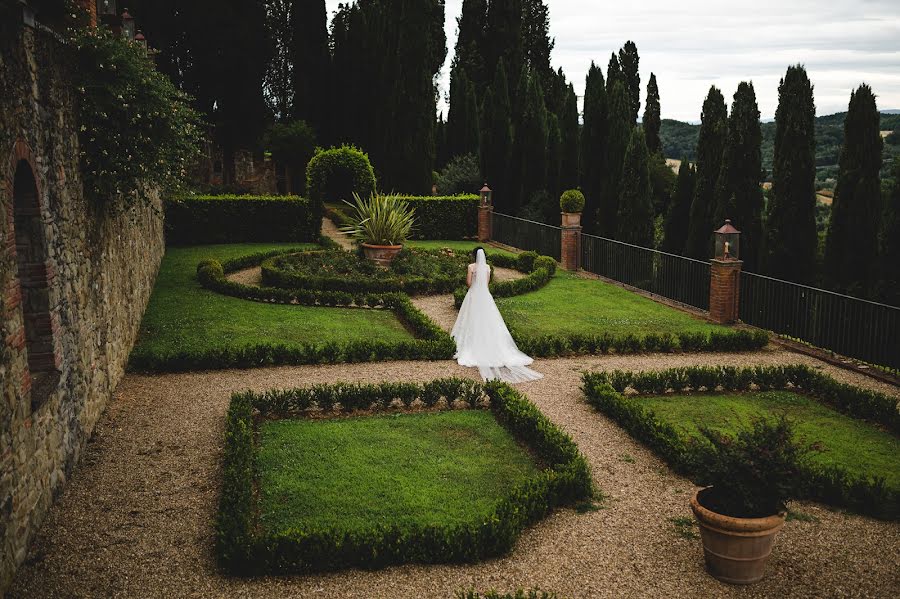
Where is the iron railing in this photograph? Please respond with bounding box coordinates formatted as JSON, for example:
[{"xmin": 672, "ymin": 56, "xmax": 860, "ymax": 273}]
[
  {"xmin": 740, "ymin": 271, "xmax": 900, "ymax": 371},
  {"xmin": 491, "ymin": 212, "xmax": 561, "ymax": 260},
  {"xmin": 581, "ymin": 234, "xmax": 711, "ymax": 311}
]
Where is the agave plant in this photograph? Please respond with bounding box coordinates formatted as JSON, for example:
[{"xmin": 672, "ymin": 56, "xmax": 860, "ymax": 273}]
[{"xmin": 340, "ymin": 192, "xmax": 416, "ymax": 246}]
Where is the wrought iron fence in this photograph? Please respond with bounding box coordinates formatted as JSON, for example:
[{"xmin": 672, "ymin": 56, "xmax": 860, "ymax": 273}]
[
  {"xmin": 491, "ymin": 212, "xmax": 561, "ymax": 260},
  {"xmin": 581, "ymin": 233, "xmax": 711, "ymax": 311},
  {"xmin": 740, "ymin": 271, "xmax": 900, "ymax": 371}
]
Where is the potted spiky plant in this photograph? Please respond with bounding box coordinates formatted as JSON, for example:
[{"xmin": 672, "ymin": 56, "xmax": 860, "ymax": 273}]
[
  {"xmin": 341, "ymin": 192, "xmax": 415, "ymax": 267},
  {"xmin": 690, "ymin": 415, "xmax": 810, "ymax": 585}
]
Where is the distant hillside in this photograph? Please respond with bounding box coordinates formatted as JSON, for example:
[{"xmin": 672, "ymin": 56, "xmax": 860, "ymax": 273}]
[{"xmin": 660, "ymin": 112, "xmax": 900, "ymax": 183}]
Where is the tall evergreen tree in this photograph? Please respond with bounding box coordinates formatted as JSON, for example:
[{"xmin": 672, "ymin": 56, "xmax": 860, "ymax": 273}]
[
  {"xmin": 877, "ymin": 158, "xmax": 900, "ymax": 305},
  {"xmin": 606, "ymin": 53, "xmax": 622, "ymax": 97},
  {"xmin": 290, "ymin": 0, "xmax": 330, "ymax": 131},
  {"xmin": 514, "ymin": 72, "xmax": 549, "ymax": 212},
  {"xmin": 545, "ymin": 112, "xmax": 562, "ymax": 214},
  {"xmin": 714, "ymin": 82, "xmax": 764, "ymax": 270},
  {"xmin": 580, "ymin": 62, "xmax": 608, "ymax": 232},
  {"xmin": 643, "ymin": 73, "xmax": 661, "ymax": 154},
  {"xmin": 435, "ymin": 112, "xmax": 449, "ymax": 170},
  {"xmin": 559, "ymin": 83, "xmax": 580, "ymax": 191},
  {"xmin": 479, "ymin": 59, "xmax": 513, "ymax": 209},
  {"xmin": 485, "ymin": 0, "xmax": 524, "ymax": 94},
  {"xmin": 454, "ymin": 0, "xmax": 489, "ymax": 87},
  {"xmin": 618, "ymin": 41, "xmax": 640, "ymax": 124},
  {"xmin": 448, "ymin": 66, "xmax": 480, "ymax": 159},
  {"xmin": 825, "ymin": 84, "xmax": 883, "ymax": 296},
  {"xmin": 603, "ymin": 80, "xmax": 632, "ymax": 237},
  {"xmin": 765, "ymin": 65, "xmax": 818, "ymax": 283},
  {"xmin": 521, "ymin": 0, "xmax": 555, "ymax": 100},
  {"xmin": 263, "ymin": 0, "xmax": 294, "ymax": 120},
  {"xmin": 662, "ymin": 160, "xmax": 697, "ymax": 253},
  {"xmin": 685, "ymin": 86, "xmax": 728, "ymax": 259},
  {"xmin": 616, "ymin": 129, "xmax": 655, "ymax": 245}
]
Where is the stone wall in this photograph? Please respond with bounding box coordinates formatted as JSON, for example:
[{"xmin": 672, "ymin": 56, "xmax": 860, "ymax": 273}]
[{"xmin": 0, "ymin": 22, "xmax": 164, "ymax": 591}]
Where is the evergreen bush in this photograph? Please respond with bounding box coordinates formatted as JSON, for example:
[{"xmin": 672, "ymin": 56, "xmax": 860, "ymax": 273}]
[
  {"xmin": 306, "ymin": 145, "xmax": 377, "ymax": 228},
  {"xmin": 559, "ymin": 189, "xmax": 586, "ymax": 213}
]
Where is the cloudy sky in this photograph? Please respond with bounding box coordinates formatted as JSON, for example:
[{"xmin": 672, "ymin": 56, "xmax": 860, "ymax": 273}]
[{"xmin": 325, "ymin": 0, "xmax": 900, "ymax": 122}]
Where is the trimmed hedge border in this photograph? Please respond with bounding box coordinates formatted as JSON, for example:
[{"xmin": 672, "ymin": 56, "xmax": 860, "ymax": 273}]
[
  {"xmin": 453, "ymin": 251, "xmax": 558, "ymax": 308},
  {"xmin": 216, "ymin": 379, "xmax": 593, "ymax": 574},
  {"xmin": 127, "ymin": 249, "xmax": 455, "ymax": 372},
  {"xmin": 325, "ymin": 195, "xmax": 479, "ymax": 240},
  {"xmin": 581, "ymin": 364, "xmax": 900, "ymax": 520},
  {"xmin": 164, "ymin": 195, "xmax": 318, "ymax": 245}
]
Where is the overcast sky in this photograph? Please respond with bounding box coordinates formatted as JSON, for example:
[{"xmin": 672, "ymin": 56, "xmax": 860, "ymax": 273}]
[{"xmin": 325, "ymin": 0, "xmax": 900, "ymax": 122}]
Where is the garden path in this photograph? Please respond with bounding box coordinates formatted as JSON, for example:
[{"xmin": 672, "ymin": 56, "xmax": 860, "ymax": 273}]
[{"xmin": 10, "ymin": 350, "xmax": 898, "ymax": 599}]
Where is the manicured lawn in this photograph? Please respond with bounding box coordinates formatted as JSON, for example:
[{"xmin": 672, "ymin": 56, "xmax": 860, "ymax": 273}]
[
  {"xmin": 635, "ymin": 391, "xmax": 900, "ymax": 489},
  {"xmin": 257, "ymin": 410, "xmax": 539, "ymax": 535},
  {"xmin": 497, "ymin": 270, "xmax": 727, "ymax": 338},
  {"xmin": 132, "ymin": 243, "xmax": 415, "ymax": 361}
]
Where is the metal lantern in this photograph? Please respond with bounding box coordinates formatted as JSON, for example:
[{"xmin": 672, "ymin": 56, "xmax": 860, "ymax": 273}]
[
  {"xmin": 134, "ymin": 30, "xmax": 147, "ymax": 51},
  {"xmin": 479, "ymin": 183, "xmax": 492, "ymax": 208},
  {"xmin": 121, "ymin": 8, "xmax": 135, "ymax": 39},
  {"xmin": 97, "ymin": 0, "xmax": 116, "ymax": 16},
  {"xmin": 19, "ymin": 0, "xmax": 35, "ymax": 27},
  {"xmin": 714, "ymin": 219, "xmax": 741, "ymax": 261}
]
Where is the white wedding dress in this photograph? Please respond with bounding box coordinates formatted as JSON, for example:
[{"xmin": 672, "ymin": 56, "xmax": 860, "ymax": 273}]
[{"xmin": 451, "ymin": 249, "xmax": 543, "ymax": 383}]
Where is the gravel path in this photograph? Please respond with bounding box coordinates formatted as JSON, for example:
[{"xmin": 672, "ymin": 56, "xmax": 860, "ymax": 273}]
[
  {"xmin": 10, "ymin": 350, "xmax": 898, "ymax": 599},
  {"xmin": 322, "ymin": 217, "xmax": 355, "ymax": 251}
]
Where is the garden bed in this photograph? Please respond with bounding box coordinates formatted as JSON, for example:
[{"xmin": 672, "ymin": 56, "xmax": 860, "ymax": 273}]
[
  {"xmin": 581, "ymin": 364, "xmax": 900, "ymax": 519},
  {"xmin": 218, "ymin": 378, "xmax": 593, "ymax": 574}
]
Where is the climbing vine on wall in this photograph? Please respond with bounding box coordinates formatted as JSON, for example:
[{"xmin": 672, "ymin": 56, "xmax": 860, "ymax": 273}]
[{"xmin": 71, "ymin": 26, "xmax": 203, "ymax": 208}]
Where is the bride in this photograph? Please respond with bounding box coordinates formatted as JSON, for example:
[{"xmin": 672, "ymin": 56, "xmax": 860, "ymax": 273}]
[{"xmin": 451, "ymin": 248, "xmax": 543, "ymax": 383}]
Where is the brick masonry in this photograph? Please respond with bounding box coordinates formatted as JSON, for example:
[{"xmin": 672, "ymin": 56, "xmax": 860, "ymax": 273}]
[
  {"xmin": 0, "ymin": 24, "xmax": 164, "ymax": 590},
  {"xmin": 709, "ymin": 259, "xmax": 743, "ymax": 323},
  {"xmin": 478, "ymin": 206, "xmax": 492, "ymax": 242},
  {"xmin": 560, "ymin": 212, "xmax": 582, "ymax": 271}
]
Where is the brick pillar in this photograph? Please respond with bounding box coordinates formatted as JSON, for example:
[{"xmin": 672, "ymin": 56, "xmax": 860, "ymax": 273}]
[
  {"xmin": 76, "ymin": 0, "xmax": 98, "ymax": 27},
  {"xmin": 478, "ymin": 205, "xmax": 492, "ymax": 242},
  {"xmin": 560, "ymin": 212, "xmax": 581, "ymax": 271},
  {"xmin": 709, "ymin": 259, "xmax": 742, "ymax": 323}
]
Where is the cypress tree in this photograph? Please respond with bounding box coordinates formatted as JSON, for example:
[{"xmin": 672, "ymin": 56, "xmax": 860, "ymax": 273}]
[
  {"xmin": 616, "ymin": 128, "xmax": 655, "ymax": 246},
  {"xmin": 521, "ymin": 0, "xmax": 555, "ymax": 99},
  {"xmin": 643, "ymin": 73, "xmax": 661, "ymax": 154},
  {"xmin": 559, "ymin": 83, "xmax": 580, "ymax": 191},
  {"xmin": 662, "ymin": 159, "xmax": 697, "ymax": 253},
  {"xmin": 580, "ymin": 62, "xmax": 608, "ymax": 232},
  {"xmin": 290, "ymin": 0, "xmax": 330, "ymax": 130},
  {"xmin": 714, "ymin": 82, "xmax": 764, "ymax": 271},
  {"xmin": 765, "ymin": 65, "xmax": 818, "ymax": 283},
  {"xmin": 606, "ymin": 53, "xmax": 622, "ymax": 97},
  {"xmin": 546, "ymin": 112, "xmax": 562, "ymax": 215},
  {"xmin": 877, "ymin": 158, "xmax": 900, "ymax": 305},
  {"xmin": 435, "ymin": 112, "xmax": 448, "ymax": 170},
  {"xmin": 515, "ymin": 72, "xmax": 549, "ymax": 211},
  {"xmin": 481, "ymin": 59, "xmax": 513, "ymax": 209},
  {"xmin": 603, "ymin": 80, "xmax": 631, "ymax": 237},
  {"xmin": 448, "ymin": 66, "xmax": 479, "ymax": 159},
  {"xmin": 685, "ymin": 86, "xmax": 728, "ymax": 259},
  {"xmin": 618, "ymin": 41, "xmax": 640, "ymax": 124},
  {"xmin": 454, "ymin": 0, "xmax": 489, "ymax": 88},
  {"xmin": 485, "ymin": 0, "xmax": 524, "ymax": 94},
  {"xmin": 825, "ymin": 84, "xmax": 883, "ymax": 296}
]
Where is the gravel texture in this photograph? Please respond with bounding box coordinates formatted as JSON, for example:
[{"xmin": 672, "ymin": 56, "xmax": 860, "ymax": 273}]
[
  {"xmin": 10, "ymin": 349, "xmax": 899, "ymax": 599},
  {"xmin": 321, "ymin": 217, "xmax": 355, "ymax": 251}
]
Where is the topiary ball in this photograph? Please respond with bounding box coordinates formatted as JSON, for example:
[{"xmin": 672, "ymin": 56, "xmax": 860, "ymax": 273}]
[{"xmin": 559, "ymin": 189, "xmax": 586, "ymax": 213}]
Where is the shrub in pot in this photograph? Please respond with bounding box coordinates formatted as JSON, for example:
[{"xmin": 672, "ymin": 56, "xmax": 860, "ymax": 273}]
[
  {"xmin": 690, "ymin": 415, "xmax": 810, "ymax": 585},
  {"xmin": 559, "ymin": 189, "xmax": 585, "ymax": 227},
  {"xmin": 340, "ymin": 193, "xmax": 416, "ymax": 266}
]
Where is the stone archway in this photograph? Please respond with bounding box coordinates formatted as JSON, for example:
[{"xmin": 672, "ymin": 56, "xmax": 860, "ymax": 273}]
[{"xmin": 10, "ymin": 156, "xmax": 60, "ymax": 409}]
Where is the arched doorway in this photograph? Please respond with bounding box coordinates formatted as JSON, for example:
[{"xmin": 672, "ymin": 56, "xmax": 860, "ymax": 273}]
[{"xmin": 12, "ymin": 159, "xmax": 59, "ymax": 408}]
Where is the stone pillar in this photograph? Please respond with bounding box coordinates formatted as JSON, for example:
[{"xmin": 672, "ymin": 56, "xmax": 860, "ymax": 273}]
[
  {"xmin": 478, "ymin": 205, "xmax": 492, "ymax": 242},
  {"xmin": 561, "ymin": 211, "xmax": 582, "ymax": 271},
  {"xmin": 709, "ymin": 259, "xmax": 743, "ymax": 323}
]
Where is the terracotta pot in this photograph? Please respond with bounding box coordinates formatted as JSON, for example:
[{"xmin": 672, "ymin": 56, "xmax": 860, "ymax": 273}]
[
  {"xmin": 561, "ymin": 212, "xmax": 581, "ymax": 227},
  {"xmin": 690, "ymin": 488, "xmax": 786, "ymax": 585},
  {"xmin": 361, "ymin": 243, "xmax": 403, "ymax": 267}
]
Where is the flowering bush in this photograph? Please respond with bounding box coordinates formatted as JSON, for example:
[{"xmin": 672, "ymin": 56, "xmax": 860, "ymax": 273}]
[{"xmin": 71, "ymin": 27, "xmax": 203, "ymax": 208}]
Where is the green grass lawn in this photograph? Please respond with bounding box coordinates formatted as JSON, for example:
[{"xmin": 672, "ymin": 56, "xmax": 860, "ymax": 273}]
[
  {"xmin": 257, "ymin": 410, "xmax": 539, "ymax": 535},
  {"xmin": 132, "ymin": 243, "xmax": 415, "ymax": 360},
  {"xmin": 496, "ymin": 270, "xmax": 727, "ymax": 338},
  {"xmin": 634, "ymin": 391, "xmax": 900, "ymax": 489}
]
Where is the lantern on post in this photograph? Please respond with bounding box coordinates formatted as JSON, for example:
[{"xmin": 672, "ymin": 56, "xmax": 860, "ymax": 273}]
[
  {"xmin": 121, "ymin": 8, "xmax": 135, "ymax": 40},
  {"xmin": 479, "ymin": 183, "xmax": 492, "ymax": 208},
  {"xmin": 96, "ymin": 0, "xmax": 116, "ymax": 16},
  {"xmin": 714, "ymin": 219, "xmax": 740, "ymax": 262},
  {"xmin": 134, "ymin": 30, "xmax": 147, "ymax": 52}
]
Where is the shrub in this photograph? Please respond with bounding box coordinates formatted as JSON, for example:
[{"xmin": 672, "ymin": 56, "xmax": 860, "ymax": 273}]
[
  {"xmin": 265, "ymin": 120, "xmax": 316, "ymax": 194},
  {"xmin": 340, "ymin": 193, "xmax": 415, "ymax": 246},
  {"xmin": 403, "ymin": 195, "xmax": 480, "ymax": 239},
  {"xmin": 306, "ymin": 145, "xmax": 377, "ymax": 227},
  {"xmin": 163, "ymin": 195, "xmax": 317, "ymax": 245},
  {"xmin": 436, "ymin": 153, "xmax": 482, "ymax": 195},
  {"xmin": 453, "ymin": 251, "xmax": 558, "ymax": 308},
  {"xmin": 697, "ymin": 416, "xmax": 808, "ymax": 518},
  {"xmin": 559, "ymin": 189, "xmax": 586, "ymax": 213}
]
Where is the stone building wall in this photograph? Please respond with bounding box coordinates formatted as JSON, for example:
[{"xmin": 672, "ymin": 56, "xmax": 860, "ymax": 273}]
[{"xmin": 0, "ymin": 22, "xmax": 164, "ymax": 590}]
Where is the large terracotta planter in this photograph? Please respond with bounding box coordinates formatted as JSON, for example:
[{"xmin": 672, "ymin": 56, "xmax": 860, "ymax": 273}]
[
  {"xmin": 361, "ymin": 243, "xmax": 403, "ymax": 267},
  {"xmin": 561, "ymin": 212, "xmax": 581, "ymax": 227},
  {"xmin": 690, "ymin": 488, "xmax": 786, "ymax": 585}
]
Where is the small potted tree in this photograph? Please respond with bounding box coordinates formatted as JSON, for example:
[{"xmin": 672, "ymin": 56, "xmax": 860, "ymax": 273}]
[
  {"xmin": 560, "ymin": 189, "xmax": 585, "ymax": 227},
  {"xmin": 341, "ymin": 192, "xmax": 415, "ymax": 267},
  {"xmin": 690, "ymin": 416, "xmax": 810, "ymax": 585}
]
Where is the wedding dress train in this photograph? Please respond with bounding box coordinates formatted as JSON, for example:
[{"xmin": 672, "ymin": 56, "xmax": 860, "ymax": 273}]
[{"xmin": 451, "ymin": 249, "xmax": 543, "ymax": 383}]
